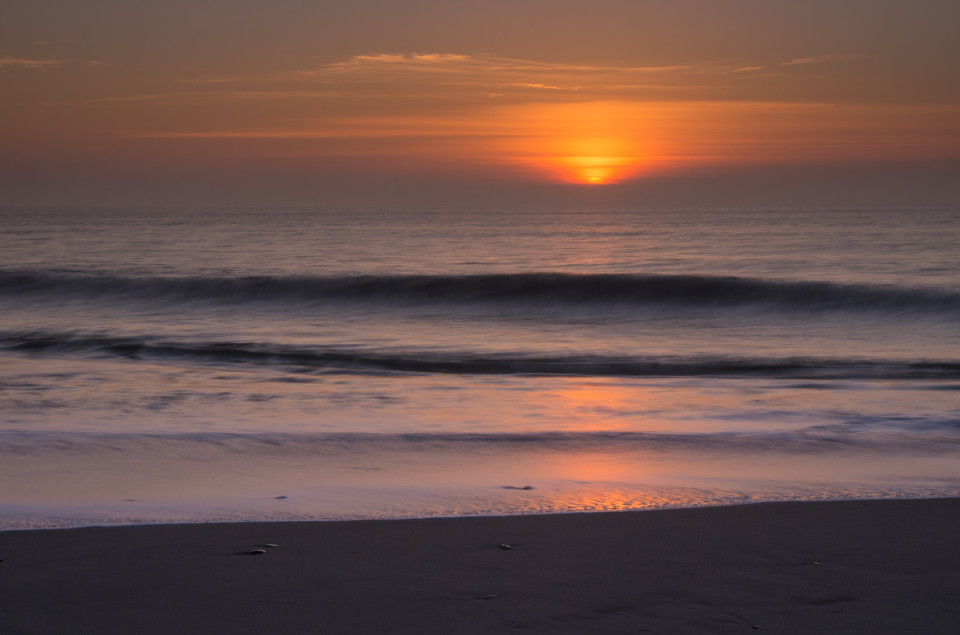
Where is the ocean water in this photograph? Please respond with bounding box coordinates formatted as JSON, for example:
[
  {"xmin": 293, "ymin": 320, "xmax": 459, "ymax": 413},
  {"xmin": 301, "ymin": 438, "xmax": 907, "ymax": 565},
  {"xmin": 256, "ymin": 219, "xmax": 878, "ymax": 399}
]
[{"xmin": 1, "ymin": 207, "xmax": 958, "ymax": 529}]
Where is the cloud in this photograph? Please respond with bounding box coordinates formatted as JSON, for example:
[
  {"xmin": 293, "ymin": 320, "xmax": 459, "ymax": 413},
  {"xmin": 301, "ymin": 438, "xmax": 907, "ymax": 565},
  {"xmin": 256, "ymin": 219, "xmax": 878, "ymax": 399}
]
[
  {"xmin": 0, "ymin": 56, "xmax": 63, "ymax": 70},
  {"xmin": 80, "ymin": 51, "xmax": 883, "ymax": 127},
  {"xmin": 67, "ymin": 90, "xmax": 350, "ymax": 106},
  {"xmin": 168, "ymin": 53, "xmax": 830, "ymax": 110},
  {"xmin": 118, "ymin": 101, "xmax": 960, "ymax": 179},
  {"xmin": 782, "ymin": 54, "xmax": 862, "ymax": 66},
  {"xmin": 123, "ymin": 112, "xmax": 514, "ymax": 140},
  {"xmin": 312, "ymin": 53, "xmax": 696, "ymax": 76},
  {"xmin": 280, "ymin": 53, "xmax": 729, "ymax": 102},
  {"xmin": 501, "ymin": 83, "xmax": 580, "ymax": 91}
]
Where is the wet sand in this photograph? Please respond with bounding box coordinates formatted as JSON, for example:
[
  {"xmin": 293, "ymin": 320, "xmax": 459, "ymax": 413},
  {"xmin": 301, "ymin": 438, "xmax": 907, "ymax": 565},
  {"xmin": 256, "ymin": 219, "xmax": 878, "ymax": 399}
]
[{"xmin": 1, "ymin": 499, "xmax": 958, "ymax": 634}]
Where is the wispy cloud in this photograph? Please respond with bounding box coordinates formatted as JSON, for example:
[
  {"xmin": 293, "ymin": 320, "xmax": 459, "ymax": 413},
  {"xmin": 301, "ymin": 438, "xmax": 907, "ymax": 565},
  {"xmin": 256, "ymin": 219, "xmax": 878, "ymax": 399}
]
[
  {"xmin": 119, "ymin": 101, "xmax": 960, "ymax": 175},
  {"xmin": 0, "ymin": 56, "xmax": 63, "ymax": 70},
  {"xmin": 74, "ymin": 51, "xmax": 882, "ymax": 127},
  {"xmin": 501, "ymin": 82, "xmax": 580, "ymax": 91},
  {"xmin": 124, "ymin": 113, "xmax": 513, "ymax": 140},
  {"xmin": 310, "ymin": 53, "xmax": 697, "ymax": 76},
  {"xmin": 68, "ymin": 90, "xmax": 350, "ymax": 105},
  {"xmin": 782, "ymin": 54, "xmax": 862, "ymax": 66},
  {"xmin": 277, "ymin": 53, "xmax": 730, "ymax": 102}
]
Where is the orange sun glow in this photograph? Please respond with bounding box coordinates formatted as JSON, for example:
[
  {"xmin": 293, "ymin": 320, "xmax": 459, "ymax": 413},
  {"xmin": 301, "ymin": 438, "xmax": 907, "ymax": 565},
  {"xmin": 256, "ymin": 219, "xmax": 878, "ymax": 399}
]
[{"xmin": 498, "ymin": 102, "xmax": 649, "ymax": 184}]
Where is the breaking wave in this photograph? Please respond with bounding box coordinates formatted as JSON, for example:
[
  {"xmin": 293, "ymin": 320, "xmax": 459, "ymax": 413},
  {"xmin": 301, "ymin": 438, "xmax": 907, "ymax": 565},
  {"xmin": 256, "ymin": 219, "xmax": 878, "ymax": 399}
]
[
  {"xmin": 3, "ymin": 332, "xmax": 959, "ymax": 379},
  {"xmin": 2, "ymin": 270, "xmax": 959, "ymax": 316},
  {"xmin": 2, "ymin": 427, "xmax": 959, "ymax": 457}
]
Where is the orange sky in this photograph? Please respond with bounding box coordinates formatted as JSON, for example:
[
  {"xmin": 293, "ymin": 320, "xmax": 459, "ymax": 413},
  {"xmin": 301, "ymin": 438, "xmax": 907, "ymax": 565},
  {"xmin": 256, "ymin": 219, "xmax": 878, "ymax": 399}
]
[{"xmin": 1, "ymin": 0, "xmax": 958, "ymax": 207}]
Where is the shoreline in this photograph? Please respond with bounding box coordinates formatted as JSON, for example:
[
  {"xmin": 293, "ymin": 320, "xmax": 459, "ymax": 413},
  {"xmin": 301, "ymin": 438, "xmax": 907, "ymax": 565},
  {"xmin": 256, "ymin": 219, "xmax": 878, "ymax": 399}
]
[
  {"xmin": 2, "ymin": 498, "xmax": 959, "ymax": 633},
  {"xmin": 2, "ymin": 493, "xmax": 959, "ymax": 533}
]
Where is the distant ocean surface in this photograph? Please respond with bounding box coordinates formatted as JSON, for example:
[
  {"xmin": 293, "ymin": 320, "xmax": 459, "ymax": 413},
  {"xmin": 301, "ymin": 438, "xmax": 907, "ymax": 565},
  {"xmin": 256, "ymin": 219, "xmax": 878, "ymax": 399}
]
[{"xmin": 1, "ymin": 208, "xmax": 958, "ymax": 529}]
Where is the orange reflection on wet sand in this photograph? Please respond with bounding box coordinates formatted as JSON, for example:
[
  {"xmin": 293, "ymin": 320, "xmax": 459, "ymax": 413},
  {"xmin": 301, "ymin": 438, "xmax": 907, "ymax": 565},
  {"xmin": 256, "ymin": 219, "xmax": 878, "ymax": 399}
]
[{"xmin": 544, "ymin": 450, "xmax": 650, "ymax": 483}]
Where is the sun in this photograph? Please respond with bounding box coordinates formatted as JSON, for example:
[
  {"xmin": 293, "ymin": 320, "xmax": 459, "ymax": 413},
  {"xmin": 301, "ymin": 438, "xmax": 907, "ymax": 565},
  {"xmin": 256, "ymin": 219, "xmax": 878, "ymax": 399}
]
[
  {"xmin": 494, "ymin": 102, "xmax": 650, "ymax": 185},
  {"xmin": 560, "ymin": 154, "xmax": 635, "ymax": 185}
]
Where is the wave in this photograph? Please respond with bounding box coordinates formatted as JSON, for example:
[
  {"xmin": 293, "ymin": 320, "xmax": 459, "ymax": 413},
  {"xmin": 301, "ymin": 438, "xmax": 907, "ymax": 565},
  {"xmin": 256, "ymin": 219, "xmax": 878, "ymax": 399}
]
[
  {"xmin": 2, "ymin": 428, "xmax": 958, "ymax": 457},
  {"xmin": 3, "ymin": 332, "xmax": 959, "ymax": 379},
  {"xmin": 2, "ymin": 270, "xmax": 959, "ymax": 315}
]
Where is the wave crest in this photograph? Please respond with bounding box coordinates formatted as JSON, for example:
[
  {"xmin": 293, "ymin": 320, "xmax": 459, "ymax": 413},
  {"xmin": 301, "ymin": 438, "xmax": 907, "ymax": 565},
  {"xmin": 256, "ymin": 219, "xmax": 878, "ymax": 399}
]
[
  {"xmin": 3, "ymin": 332, "xmax": 959, "ymax": 379},
  {"xmin": 2, "ymin": 270, "xmax": 959, "ymax": 315}
]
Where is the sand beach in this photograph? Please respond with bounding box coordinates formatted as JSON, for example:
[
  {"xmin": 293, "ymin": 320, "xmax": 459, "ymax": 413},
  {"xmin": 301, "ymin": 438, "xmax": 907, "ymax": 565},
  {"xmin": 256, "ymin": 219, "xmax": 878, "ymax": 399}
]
[{"xmin": 2, "ymin": 498, "xmax": 958, "ymax": 634}]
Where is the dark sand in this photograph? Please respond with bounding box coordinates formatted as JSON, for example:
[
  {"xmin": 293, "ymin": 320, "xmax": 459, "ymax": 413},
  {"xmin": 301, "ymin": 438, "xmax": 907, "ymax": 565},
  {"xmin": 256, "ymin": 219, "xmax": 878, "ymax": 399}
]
[{"xmin": 1, "ymin": 499, "xmax": 959, "ymax": 634}]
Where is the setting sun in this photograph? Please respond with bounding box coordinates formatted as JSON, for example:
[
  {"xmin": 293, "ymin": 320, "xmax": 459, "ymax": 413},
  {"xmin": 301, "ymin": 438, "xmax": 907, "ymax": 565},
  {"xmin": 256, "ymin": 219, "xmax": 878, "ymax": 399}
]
[
  {"xmin": 498, "ymin": 102, "xmax": 648, "ymax": 184},
  {"xmin": 561, "ymin": 154, "xmax": 637, "ymax": 184}
]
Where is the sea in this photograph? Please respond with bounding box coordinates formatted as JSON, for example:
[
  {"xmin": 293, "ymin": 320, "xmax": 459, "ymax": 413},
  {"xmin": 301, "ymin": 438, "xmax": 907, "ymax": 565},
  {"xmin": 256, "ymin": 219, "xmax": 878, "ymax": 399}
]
[{"xmin": 1, "ymin": 207, "xmax": 958, "ymax": 530}]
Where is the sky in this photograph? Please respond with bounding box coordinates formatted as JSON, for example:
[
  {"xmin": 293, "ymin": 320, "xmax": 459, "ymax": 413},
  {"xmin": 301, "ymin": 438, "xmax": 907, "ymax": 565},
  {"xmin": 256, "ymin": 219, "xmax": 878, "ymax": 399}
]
[{"xmin": 2, "ymin": 0, "xmax": 959, "ymax": 209}]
